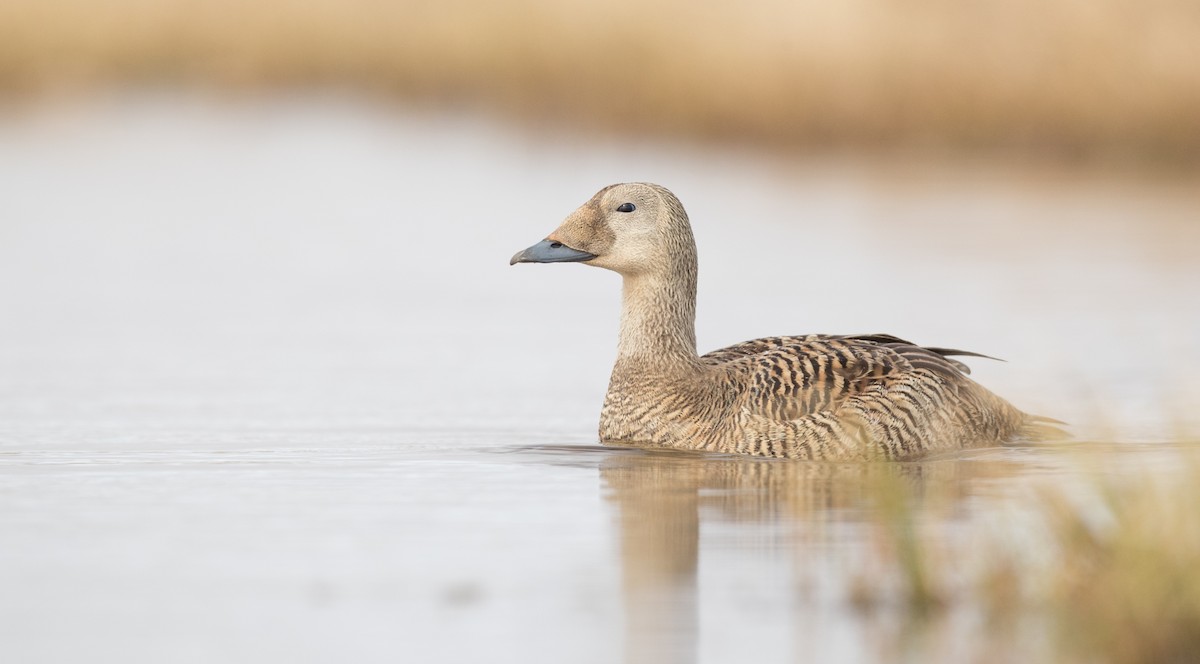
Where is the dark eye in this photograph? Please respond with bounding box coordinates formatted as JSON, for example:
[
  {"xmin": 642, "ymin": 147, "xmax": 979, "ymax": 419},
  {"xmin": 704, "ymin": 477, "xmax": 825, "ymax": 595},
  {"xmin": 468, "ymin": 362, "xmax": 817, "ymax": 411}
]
[{"xmin": 616, "ymin": 202, "xmax": 636, "ymax": 213}]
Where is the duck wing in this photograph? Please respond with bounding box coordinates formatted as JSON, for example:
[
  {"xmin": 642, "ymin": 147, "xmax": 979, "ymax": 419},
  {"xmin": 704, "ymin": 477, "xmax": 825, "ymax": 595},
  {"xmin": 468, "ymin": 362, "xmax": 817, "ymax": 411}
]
[{"xmin": 701, "ymin": 333, "xmax": 994, "ymax": 422}]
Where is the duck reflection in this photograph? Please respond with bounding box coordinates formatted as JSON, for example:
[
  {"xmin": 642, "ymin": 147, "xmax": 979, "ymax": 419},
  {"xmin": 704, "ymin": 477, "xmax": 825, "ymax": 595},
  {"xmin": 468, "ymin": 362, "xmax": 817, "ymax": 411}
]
[{"xmin": 598, "ymin": 447, "xmax": 1023, "ymax": 664}]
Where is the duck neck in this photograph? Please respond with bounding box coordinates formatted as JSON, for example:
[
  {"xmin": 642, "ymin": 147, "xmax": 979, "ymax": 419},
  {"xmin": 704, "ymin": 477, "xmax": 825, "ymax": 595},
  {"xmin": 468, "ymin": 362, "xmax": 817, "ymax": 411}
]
[{"xmin": 616, "ymin": 263, "xmax": 699, "ymax": 370}]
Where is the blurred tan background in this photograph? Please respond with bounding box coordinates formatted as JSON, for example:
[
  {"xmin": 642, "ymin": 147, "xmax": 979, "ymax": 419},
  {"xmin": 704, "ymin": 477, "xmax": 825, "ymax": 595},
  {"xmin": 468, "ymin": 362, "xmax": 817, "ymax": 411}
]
[{"xmin": 3, "ymin": 0, "xmax": 1199, "ymax": 164}]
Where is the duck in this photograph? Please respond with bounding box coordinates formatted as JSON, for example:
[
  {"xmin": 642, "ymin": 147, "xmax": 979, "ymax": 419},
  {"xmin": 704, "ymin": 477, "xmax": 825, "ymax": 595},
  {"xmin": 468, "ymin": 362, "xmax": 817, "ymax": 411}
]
[{"xmin": 510, "ymin": 182, "xmax": 1049, "ymax": 460}]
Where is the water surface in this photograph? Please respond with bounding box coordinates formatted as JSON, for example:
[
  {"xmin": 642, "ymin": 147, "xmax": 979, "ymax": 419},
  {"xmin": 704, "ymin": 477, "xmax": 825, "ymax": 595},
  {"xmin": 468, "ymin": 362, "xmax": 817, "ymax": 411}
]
[{"xmin": 1, "ymin": 93, "xmax": 1197, "ymax": 663}]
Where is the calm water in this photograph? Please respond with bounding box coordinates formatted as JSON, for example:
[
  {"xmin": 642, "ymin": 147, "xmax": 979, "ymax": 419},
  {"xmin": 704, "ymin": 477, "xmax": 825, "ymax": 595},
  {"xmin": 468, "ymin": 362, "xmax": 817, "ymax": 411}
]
[{"xmin": 1, "ymin": 93, "xmax": 1198, "ymax": 663}]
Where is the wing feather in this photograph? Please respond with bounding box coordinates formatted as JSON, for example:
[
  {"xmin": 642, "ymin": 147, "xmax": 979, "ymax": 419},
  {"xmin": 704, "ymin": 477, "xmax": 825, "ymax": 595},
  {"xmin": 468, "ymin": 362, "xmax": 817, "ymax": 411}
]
[{"xmin": 700, "ymin": 333, "xmax": 998, "ymax": 423}]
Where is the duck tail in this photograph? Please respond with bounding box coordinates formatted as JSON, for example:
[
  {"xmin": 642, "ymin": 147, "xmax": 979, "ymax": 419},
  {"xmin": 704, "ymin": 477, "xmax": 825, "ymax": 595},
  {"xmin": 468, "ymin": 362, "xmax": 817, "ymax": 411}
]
[{"xmin": 1018, "ymin": 414, "xmax": 1071, "ymax": 442}]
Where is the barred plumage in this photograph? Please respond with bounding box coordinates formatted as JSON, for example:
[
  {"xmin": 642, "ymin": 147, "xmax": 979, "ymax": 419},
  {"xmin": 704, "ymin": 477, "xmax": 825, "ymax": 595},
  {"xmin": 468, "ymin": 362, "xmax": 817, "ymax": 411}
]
[{"xmin": 512, "ymin": 182, "xmax": 1051, "ymax": 460}]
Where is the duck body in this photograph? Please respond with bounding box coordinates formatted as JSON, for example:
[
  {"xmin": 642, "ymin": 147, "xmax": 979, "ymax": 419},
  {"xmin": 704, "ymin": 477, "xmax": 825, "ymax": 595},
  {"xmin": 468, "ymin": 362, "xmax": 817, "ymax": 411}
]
[
  {"xmin": 601, "ymin": 333, "xmax": 1026, "ymax": 459},
  {"xmin": 512, "ymin": 183, "xmax": 1038, "ymax": 460}
]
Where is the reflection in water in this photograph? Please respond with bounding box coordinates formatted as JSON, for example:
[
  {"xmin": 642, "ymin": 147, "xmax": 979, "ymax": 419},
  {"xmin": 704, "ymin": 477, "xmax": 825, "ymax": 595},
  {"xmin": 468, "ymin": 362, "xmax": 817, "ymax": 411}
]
[
  {"xmin": 599, "ymin": 447, "xmax": 1027, "ymax": 663},
  {"xmin": 605, "ymin": 452, "xmax": 700, "ymax": 664}
]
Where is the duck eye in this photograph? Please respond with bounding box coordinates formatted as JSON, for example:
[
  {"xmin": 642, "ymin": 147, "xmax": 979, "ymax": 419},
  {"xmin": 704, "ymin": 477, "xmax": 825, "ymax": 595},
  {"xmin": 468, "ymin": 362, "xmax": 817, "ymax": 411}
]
[{"xmin": 616, "ymin": 202, "xmax": 636, "ymax": 213}]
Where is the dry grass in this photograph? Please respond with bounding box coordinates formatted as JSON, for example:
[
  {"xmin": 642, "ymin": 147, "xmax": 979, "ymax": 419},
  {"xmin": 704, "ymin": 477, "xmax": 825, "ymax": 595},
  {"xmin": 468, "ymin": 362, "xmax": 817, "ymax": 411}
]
[
  {"xmin": 857, "ymin": 452, "xmax": 1200, "ymax": 664},
  {"xmin": 1, "ymin": 0, "xmax": 1199, "ymax": 162},
  {"xmin": 1041, "ymin": 468, "xmax": 1200, "ymax": 664}
]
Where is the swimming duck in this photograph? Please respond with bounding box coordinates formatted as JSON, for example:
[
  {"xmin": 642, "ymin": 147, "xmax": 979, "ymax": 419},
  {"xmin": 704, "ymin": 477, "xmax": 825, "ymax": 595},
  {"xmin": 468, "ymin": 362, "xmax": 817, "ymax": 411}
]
[{"xmin": 511, "ymin": 182, "xmax": 1042, "ymax": 460}]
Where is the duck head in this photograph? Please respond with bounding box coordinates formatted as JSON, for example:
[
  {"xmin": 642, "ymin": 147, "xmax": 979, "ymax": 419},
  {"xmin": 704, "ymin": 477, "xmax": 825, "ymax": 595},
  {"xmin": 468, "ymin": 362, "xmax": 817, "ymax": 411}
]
[{"xmin": 509, "ymin": 182, "xmax": 692, "ymax": 276}]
